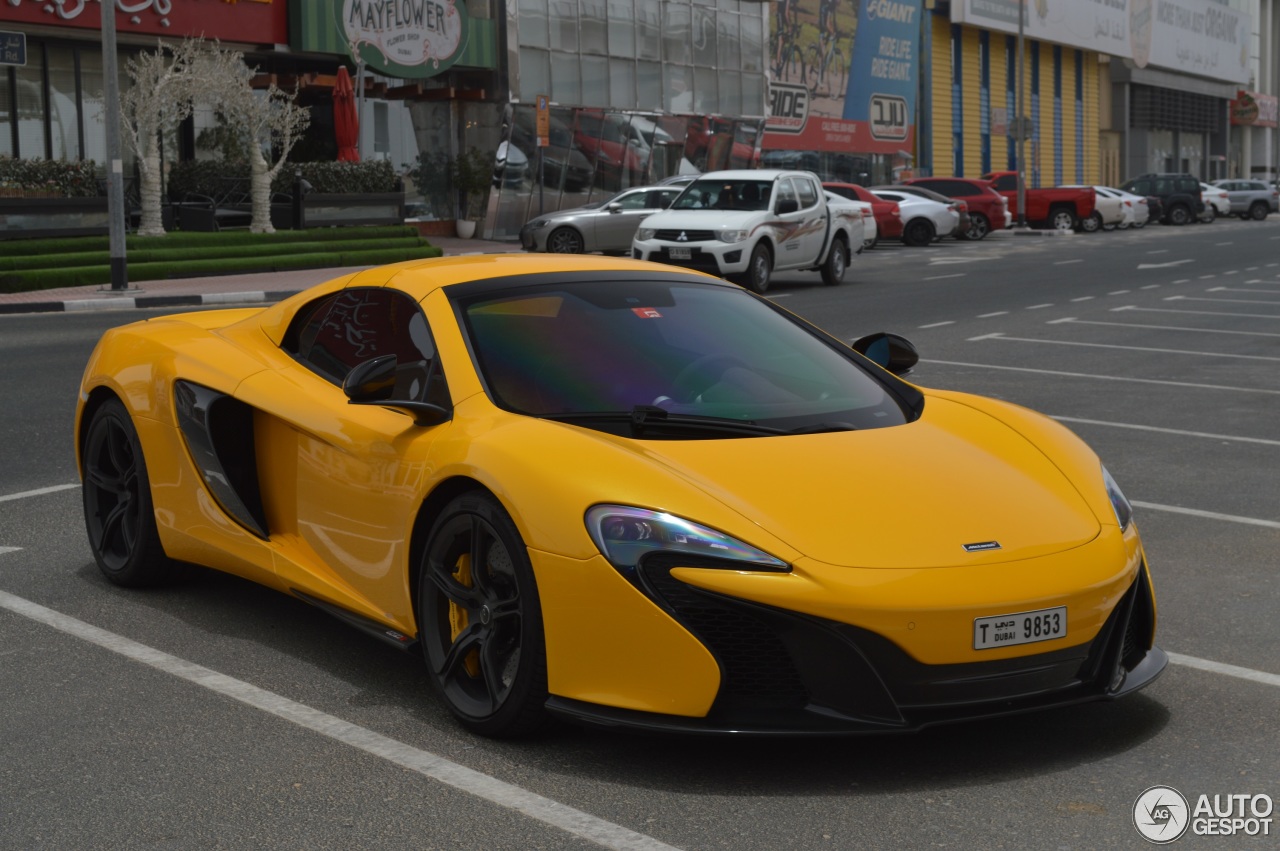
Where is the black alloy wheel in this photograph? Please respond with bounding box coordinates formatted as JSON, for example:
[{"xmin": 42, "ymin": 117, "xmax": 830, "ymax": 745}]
[
  {"xmin": 1250, "ymin": 201, "xmax": 1269, "ymax": 221},
  {"xmin": 1167, "ymin": 204, "xmax": 1192, "ymax": 225},
  {"xmin": 546, "ymin": 226, "xmax": 585, "ymax": 253},
  {"xmin": 81, "ymin": 398, "xmax": 173, "ymax": 586},
  {"xmin": 902, "ymin": 218, "xmax": 935, "ymax": 247},
  {"xmin": 419, "ymin": 492, "xmax": 548, "ymax": 737}
]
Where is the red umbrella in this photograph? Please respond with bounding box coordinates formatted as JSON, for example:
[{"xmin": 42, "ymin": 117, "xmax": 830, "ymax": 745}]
[{"xmin": 334, "ymin": 66, "xmax": 359, "ymax": 162}]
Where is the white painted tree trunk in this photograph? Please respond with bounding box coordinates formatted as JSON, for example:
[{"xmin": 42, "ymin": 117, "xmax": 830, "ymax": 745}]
[
  {"xmin": 249, "ymin": 152, "xmax": 274, "ymax": 234},
  {"xmin": 137, "ymin": 135, "xmax": 166, "ymax": 237}
]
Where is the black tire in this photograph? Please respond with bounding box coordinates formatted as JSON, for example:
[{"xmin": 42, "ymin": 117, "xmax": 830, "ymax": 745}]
[
  {"xmin": 1167, "ymin": 204, "xmax": 1192, "ymax": 225},
  {"xmin": 1103, "ymin": 220, "xmax": 1119, "ymax": 231},
  {"xmin": 81, "ymin": 398, "xmax": 174, "ymax": 587},
  {"xmin": 1079, "ymin": 211, "xmax": 1102, "ymax": 233},
  {"xmin": 864, "ymin": 236, "xmax": 878, "ymax": 250},
  {"xmin": 1048, "ymin": 206, "xmax": 1077, "ymax": 231},
  {"xmin": 1249, "ymin": 201, "xmax": 1269, "ymax": 221},
  {"xmin": 545, "ymin": 227, "xmax": 584, "ymax": 253},
  {"xmin": 902, "ymin": 218, "xmax": 935, "ymax": 247},
  {"xmin": 418, "ymin": 491, "xmax": 548, "ymax": 737},
  {"xmin": 737, "ymin": 243, "xmax": 772, "ymax": 293},
  {"xmin": 1200, "ymin": 205, "xmax": 1217, "ymax": 223},
  {"xmin": 963, "ymin": 212, "xmax": 990, "ymax": 240},
  {"xmin": 820, "ymin": 235, "xmax": 847, "ymax": 286}
]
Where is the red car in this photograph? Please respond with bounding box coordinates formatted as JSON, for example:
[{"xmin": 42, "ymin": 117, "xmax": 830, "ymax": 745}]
[
  {"xmin": 823, "ymin": 182, "xmax": 903, "ymax": 245},
  {"xmin": 901, "ymin": 177, "xmax": 1010, "ymax": 240}
]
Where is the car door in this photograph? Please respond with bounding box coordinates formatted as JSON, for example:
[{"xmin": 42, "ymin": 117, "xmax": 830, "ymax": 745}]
[
  {"xmin": 782, "ymin": 175, "xmax": 827, "ymax": 269},
  {"xmin": 594, "ymin": 187, "xmax": 676, "ymax": 251},
  {"xmin": 236, "ymin": 286, "xmax": 452, "ymax": 633}
]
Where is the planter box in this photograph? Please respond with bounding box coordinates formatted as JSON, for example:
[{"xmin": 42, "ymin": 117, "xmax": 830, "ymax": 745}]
[
  {"xmin": 300, "ymin": 192, "xmax": 405, "ymax": 228},
  {"xmin": 408, "ymin": 219, "xmax": 457, "ymax": 237},
  {"xmin": 0, "ymin": 196, "xmax": 115, "ymax": 239}
]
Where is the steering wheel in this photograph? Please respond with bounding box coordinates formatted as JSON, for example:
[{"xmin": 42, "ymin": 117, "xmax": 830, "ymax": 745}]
[{"xmin": 668, "ymin": 353, "xmax": 749, "ymax": 403}]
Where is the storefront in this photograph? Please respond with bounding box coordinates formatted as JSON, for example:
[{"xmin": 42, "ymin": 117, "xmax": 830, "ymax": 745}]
[{"xmin": 932, "ymin": 0, "xmax": 1251, "ymax": 186}]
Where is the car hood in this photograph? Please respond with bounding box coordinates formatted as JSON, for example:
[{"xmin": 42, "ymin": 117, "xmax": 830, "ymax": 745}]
[
  {"xmin": 640, "ymin": 210, "xmax": 763, "ymax": 230},
  {"xmin": 581, "ymin": 395, "xmax": 1101, "ymax": 569}
]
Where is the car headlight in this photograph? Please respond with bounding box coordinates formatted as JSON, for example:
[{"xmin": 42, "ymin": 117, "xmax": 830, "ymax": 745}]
[
  {"xmin": 585, "ymin": 505, "xmax": 788, "ymax": 573},
  {"xmin": 636, "ymin": 227, "xmax": 656, "ymax": 241},
  {"xmin": 1102, "ymin": 465, "xmax": 1133, "ymax": 530},
  {"xmin": 528, "ymin": 219, "xmax": 549, "ymax": 229},
  {"xmin": 717, "ymin": 229, "xmax": 749, "ymax": 243}
]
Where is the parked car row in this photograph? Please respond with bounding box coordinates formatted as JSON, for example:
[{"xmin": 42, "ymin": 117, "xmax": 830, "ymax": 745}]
[{"xmin": 519, "ymin": 170, "xmax": 1278, "ymax": 269}]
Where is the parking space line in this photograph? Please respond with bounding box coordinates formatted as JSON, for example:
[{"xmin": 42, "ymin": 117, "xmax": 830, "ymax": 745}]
[
  {"xmin": 1167, "ymin": 653, "xmax": 1280, "ymax": 689},
  {"xmin": 1054, "ymin": 260, "xmax": 1083, "ymax": 265},
  {"xmin": 1051, "ymin": 416, "xmax": 1280, "ymax": 447},
  {"xmin": 977, "ymin": 311, "xmax": 1008, "ymax": 318},
  {"xmin": 921, "ymin": 360, "xmax": 1280, "ymax": 395},
  {"xmin": 1210, "ymin": 286, "xmax": 1280, "ymax": 294},
  {"xmin": 1025, "ymin": 304, "xmax": 1053, "ymax": 309},
  {"xmin": 975, "ymin": 335, "xmax": 1280, "ymax": 362},
  {"xmin": 0, "ymin": 589, "xmax": 682, "ymax": 851},
  {"xmin": 1146, "ymin": 250, "xmax": 1168, "ymax": 254},
  {"xmin": 919, "ymin": 321, "xmax": 955, "ymax": 328},
  {"xmin": 923, "ymin": 274, "xmax": 966, "ymax": 281},
  {"xmin": 0, "ymin": 484, "xmax": 79, "ymax": 503},
  {"xmin": 1108, "ymin": 290, "xmax": 1130, "ymax": 295},
  {"xmin": 1172, "ymin": 279, "xmax": 1190, "ymax": 283},
  {"xmin": 1113, "ymin": 305, "xmax": 1280, "ymax": 319},
  {"xmin": 1215, "ymin": 242, "xmax": 1234, "ymax": 246},
  {"xmin": 1053, "ymin": 318, "xmax": 1280, "ymax": 337},
  {"xmin": 1198, "ymin": 275, "xmax": 1217, "ymax": 279},
  {"xmin": 1132, "ymin": 502, "xmax": 1280, "ymax": 530},
  {"xmin": 1168, "ymin": 295, "xmax": 1280, "ymax": 305},
  {"xmin": 0, "ymin": 547, "xmax": 20, "ymax": 556},
  {"xmin": 1070, "ymin": 296, "xmax": 1094, "ymax": 302}
]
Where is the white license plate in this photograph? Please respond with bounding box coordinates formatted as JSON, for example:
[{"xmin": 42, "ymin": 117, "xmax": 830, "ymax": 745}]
[
  {"xmin": 973, "ymin": 606, "xmax": 1066, "ymax": 650},
  {"xmin": 668, "ymin": 246, "xmax": 692, "ymax": 259}
]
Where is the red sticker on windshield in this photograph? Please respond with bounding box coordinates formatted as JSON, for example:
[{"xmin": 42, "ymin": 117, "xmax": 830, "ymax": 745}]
[{"xmin": 632, "ymin": 307, "xmax": 663, "ymax": 318}]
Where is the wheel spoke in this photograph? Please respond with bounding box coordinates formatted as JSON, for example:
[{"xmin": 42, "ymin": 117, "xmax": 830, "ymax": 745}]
[
  {"xmin": 479, "ymin": 637, "xmax": 510, "ymax": 703},
  {"xmin": 97, "ymin": 499, "xmax": 131, "ymax": 556},
  {"xmin": 468, "ymin": 518, "xmax": 495, "ymax": 596},
  {"xmin": 438, "ymin": 623, "xmax": 485, "ymax": 680},
  {"xmin": 105, "ymin": 424, "xmax": 135, "ymax": 479},
  {"xmin": 488, "ymin": 595, "xmax": 521, "ymax": 623},
  {"xmin": 427, "ymin": 558, "xmax": 482, "ymax": 607},
  {"xmin": 84, "ymin": 462, "xmax": 123, "ymax": 494}
]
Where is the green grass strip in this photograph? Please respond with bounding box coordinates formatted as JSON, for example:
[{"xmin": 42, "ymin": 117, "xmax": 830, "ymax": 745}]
[{"xmin": 0, "ymin": 225, "xmax": 420, "ymax": 257}]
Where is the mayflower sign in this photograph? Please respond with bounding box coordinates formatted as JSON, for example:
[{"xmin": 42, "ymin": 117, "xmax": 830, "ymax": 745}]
[{"xmin": 339, "ymin": 0, "xmax": 469, "ymax": 77}]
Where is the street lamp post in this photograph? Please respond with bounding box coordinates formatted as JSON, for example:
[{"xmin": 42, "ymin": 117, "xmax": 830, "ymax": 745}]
[{"xmin": 101, "ymin": 0, "xmax": 128, "ymax": 290}]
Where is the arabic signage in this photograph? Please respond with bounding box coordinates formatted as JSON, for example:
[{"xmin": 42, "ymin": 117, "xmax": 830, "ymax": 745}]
[
  {"xmin": 952, "ymin": 0, "xmax": 1249, "ymax": 85},
  {"xmin": 1230, "ymin": 90, "xmax": 1278, "ymax": 128},
  {"xmin": 0, "ymin": 0, "xmax": 287, "ymax": 43},
  {"xmin": 764, "ymin": 0, "xmax": 920, "ymax": 155},
  {"xmin": 1, "ymin": 31, "xmax": 26, "ymax": 67}
]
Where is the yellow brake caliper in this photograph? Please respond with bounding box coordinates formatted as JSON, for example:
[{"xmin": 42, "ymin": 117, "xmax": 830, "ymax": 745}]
[{"xmin": 448, "ymin": 553, "xmax": 482, "ymax": 677}]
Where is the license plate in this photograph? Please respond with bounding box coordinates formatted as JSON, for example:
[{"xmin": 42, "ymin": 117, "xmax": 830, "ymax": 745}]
[
  {"xmin": 973, "ymin": 606, "xmax": 1066, "ymax": 650},
  {"xmin": 668, "ymin": 246, "xmax": 692, "ymax": 260}
]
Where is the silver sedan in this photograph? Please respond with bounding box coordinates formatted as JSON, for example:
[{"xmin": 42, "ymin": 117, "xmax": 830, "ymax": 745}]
[{"xmin": 520, "ymin": 186, "xmax": 684, "ymax": 254}]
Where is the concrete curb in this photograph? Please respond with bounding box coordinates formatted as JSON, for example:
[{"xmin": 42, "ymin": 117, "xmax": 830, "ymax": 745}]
[{"xmin": 0, "ymin": 290, "xmax": 301, "ymax": 315}]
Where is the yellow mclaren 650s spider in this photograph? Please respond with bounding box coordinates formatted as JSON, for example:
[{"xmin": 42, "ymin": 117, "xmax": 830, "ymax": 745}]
[{"xmin": 77, "ymin": 254, "xmax": 1165, "ymax": 737}]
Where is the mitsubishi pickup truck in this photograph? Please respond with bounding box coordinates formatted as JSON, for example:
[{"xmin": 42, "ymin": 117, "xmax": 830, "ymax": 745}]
[
  {"xmin": 632, "ymin": 169, "xmax": 864, "ymax": 293},
  {"xmin": 982, "ymin": 171, "xmax": 1096, "ymax": 231}
]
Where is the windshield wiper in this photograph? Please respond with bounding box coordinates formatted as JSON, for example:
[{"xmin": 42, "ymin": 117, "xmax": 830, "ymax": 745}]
[
  {"xmin": 544, "ymin": 406, "xmax": 790, "ymax": 437},
  {"xmin": 788, "ymin": 421, "xmax": 858, "ymax": 434}
]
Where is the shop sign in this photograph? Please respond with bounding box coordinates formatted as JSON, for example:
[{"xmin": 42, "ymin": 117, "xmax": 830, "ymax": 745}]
[
  {"xmin": 1230, "ymin": 90, "xmax": 1278, "ymax": 128},
  {"xmin": 0, "ymin": 0, "xmax": 286, "ymax": 43},
  {"xmin": 952, "ymin": 0, "xmax": 1249, "ymax": 85},
  {"xmin": 340, "ymin": 0, "xmax": 468, "ymax": 78},
  {"xmin": 0, "ymin": 31, "xmax": 26, "ymax": 67}
]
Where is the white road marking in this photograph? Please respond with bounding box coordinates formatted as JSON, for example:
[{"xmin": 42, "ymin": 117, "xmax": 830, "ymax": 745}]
[
  {"xmin": 0, "ymin": 547, "xmax": 21, "ymax": 556},
  {"xmin": 1168, "ymin": 295, "xmax": 1280, "ymax": 305},
  {"xmin": 1053, "ymin": 318, "xmax": 1280, "ymax": 338},
  {"xmin": 1224, "ymin": 270, "xmax": 1239, "ymax": 275},
  {"xmin": 1168, "ymin": 653, "xmax": 1280, "ymax": 689},
  {"xmin": 918, "ymin": 321, "xmax": 955, "ymax": 328},
  {"xmin": 1070, "ymin": 296, "xmax": 1095, "ymax": 302},
  {"xmin": 1146, "ymin": 250, "xmax": 1169, "ymax": 254},
  {"xmin": 921, "ymin": 359, "xmax": 1280, "ymax": 395},
  {"xmin": 1198, "ymin": 275, "xmax": 1217, "ymax": 279},
  {"xmin": 1046, "ymin": 317, "xmax": 1074, "ymax": 324},
  {"xmin": 1109, "ymin": 290, "xmax": 1131, "ymax": 295},
  {"xmin": 1140, "ymin": 285, "xmax": 1160, "ymax": 289},
  {"xmin": 1215, "ymin": 242, "xmax": 1234, "ymax": 246},
  {"xmin": 976, "ymin": 334, "xmax": 1280, "ymax": 362},
  {"xmin": 1115, "ymin": 305, "xmax": 1280, "ymax": 319},
  {"xmin": 1132, "ymin": 502, "xmax": 1280, "ymax": 530},
  {"xmin": 1051, "ymin": 416, "xmax": 1280, "ymax": 447},
  {"xmin": 977, "ymin": 311, "xmax": 1008, "ymax": 318},
  {"xmin": 1209, "ymin": 286, "xmax": 1280, "ymax": 294},
  {"xmin": 1136, "ymin": 260, "xmax": 1193, "ymax": 269},
  {"xmin": 1172, "ymin": 279, "xmax": 1190, "ymax": 283},
  {"xmin": 1246, "ymin": 267, "xmax": 1259, "ymax": 271},
  {"xmin": 1025, "ymin": 303, "xmax": 1053, "ymax": 309},
  {"xmin": 764, "ymin": 293, "xmax": 792, "ymax": 299},
  {"xmin": 0, "ymin": 484, "xmax": 79, "ymax": 503},
  {"xmin": 0, "ymin": 589, "xmax": 682, "ymax": 851},
  {"xmin": 923, "ymin": 273, "xmax": 966, "ymax": 280},
  {"xmin": 1054, "ymin": 259, "xmax": 1083, "ymax": 265}
]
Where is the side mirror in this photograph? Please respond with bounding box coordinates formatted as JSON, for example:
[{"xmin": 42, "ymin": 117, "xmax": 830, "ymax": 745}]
[
  {"xmin": 343, "ymin": 354, "xmax": 451, "ymax": 426},
  {"xmin": 777, "ymin": 198, "xmax": 799, "ymax": 215},
  {"xmin": 851, "ymin": 332, "xmax": 919, "ymax": 377},
  {"xmin": 606, "ymin": 202, "xmax": 623, "ymax": 213}
]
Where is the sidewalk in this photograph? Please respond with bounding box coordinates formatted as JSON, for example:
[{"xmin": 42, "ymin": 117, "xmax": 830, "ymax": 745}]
[{"xmin": 0, "ymin": 234, "xmax": 523, "ymax": 315}]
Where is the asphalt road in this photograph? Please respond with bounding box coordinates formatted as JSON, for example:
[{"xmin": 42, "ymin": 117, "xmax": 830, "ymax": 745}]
[{"xmin": 2, "ymin": 220, "xmax": 1277, "ymax": 850}]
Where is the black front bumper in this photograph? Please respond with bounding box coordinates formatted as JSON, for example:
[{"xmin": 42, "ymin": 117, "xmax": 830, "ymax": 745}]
[{"xmin": 545, "ymin": 562, "xmax": 1166, "ymax": 736}]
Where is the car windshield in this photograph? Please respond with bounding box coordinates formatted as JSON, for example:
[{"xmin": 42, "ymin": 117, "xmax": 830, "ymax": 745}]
[
  {"xmin": 671, "ymin": 179, "xmax": 773, "ymax": 211},
  {"xmin": 457, "ymin": 278, "xmax": 913, "ymax": 438}
]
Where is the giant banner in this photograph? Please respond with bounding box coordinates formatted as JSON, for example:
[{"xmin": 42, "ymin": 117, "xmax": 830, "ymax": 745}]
[
  {"xmin": 764, "ymin": 0, "xmax": 921, "ymax": 155},
  {"xmin": 952, "ymin": 0, "xmax": 1249, "ymax": 85}
]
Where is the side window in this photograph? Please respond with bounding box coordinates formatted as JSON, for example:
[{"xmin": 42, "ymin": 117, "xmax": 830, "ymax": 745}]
[
  {"xmin": 994, "ymin": 174, "xmax": 1018, "ymax": 192},
  {"xmin": 283, "ymin": 288, "xmax": 447, "ymax": 406},
  {"xmin": 775, "ymin": 178, "xmax": 798, "ymax": 210},
  {"xmin": 614, "ymin": 190, "xmax": 649, "ymax": 210},
  {"xmin": 796, "ymin": 177, "xmax": 819, "ymax": 209}
]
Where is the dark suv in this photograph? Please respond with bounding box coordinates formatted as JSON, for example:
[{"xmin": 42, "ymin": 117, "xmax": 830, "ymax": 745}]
[{"xmin": 1120, "ymin": 173, "xmax": 1203, "ymax": 225}]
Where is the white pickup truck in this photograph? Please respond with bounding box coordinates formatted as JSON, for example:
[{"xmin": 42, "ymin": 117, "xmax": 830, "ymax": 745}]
[{"xmin": 632, "ymin": 169, "xmax": 865, "ymax": 294}]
